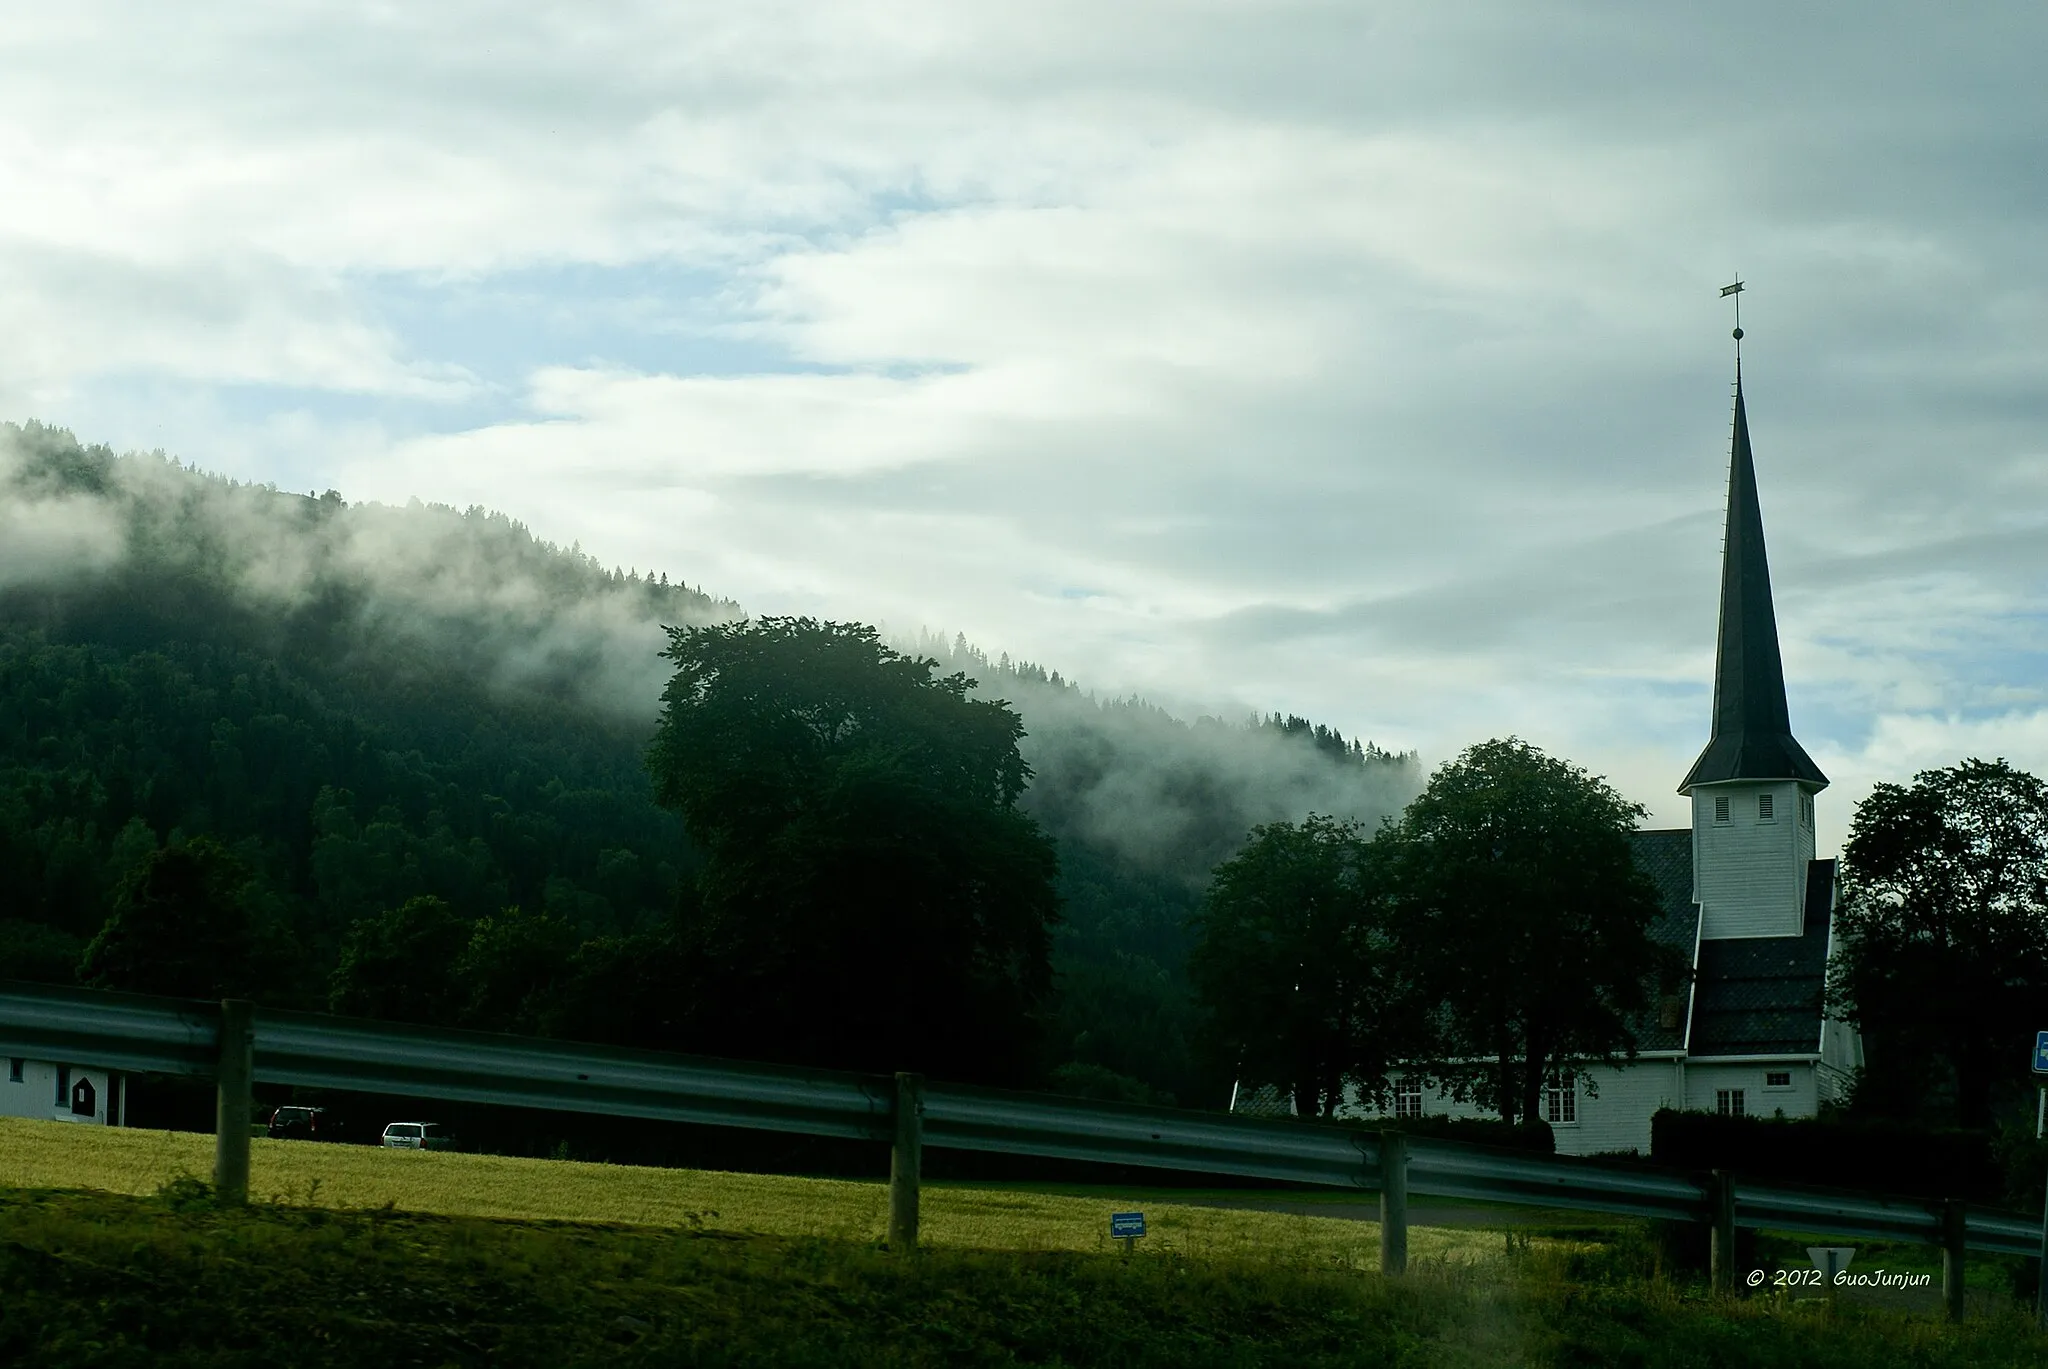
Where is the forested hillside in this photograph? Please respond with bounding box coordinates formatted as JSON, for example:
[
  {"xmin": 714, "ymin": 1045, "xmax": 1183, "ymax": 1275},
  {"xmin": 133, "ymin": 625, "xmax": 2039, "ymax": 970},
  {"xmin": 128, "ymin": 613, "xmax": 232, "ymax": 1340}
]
[{"xmin": 0, "ymin": 421, "xmax": 1417, "ymax": 1106}]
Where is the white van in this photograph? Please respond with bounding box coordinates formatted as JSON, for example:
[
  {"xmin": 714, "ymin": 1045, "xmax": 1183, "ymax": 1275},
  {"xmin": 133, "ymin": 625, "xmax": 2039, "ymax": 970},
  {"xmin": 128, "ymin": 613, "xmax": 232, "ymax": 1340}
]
[{"xmin": 381, "ymin": 1121, "xmax": 452, "ymax": 1150}]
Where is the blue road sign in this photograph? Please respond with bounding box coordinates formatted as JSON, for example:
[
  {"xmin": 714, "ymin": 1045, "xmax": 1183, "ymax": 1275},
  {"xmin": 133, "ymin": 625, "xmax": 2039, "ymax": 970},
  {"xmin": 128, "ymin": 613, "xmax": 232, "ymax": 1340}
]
[
  {"xmin": 2034, "ymin": 1031, "xmax": 2048, "ymax": 1074},
  {"xmin": 1110, "ymin": 1211, "xmax": 1146, "ymax": 1240}
]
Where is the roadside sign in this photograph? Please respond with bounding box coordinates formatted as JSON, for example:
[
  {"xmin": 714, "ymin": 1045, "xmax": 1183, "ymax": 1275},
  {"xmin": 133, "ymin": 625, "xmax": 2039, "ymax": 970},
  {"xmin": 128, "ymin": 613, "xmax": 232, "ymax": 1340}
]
[
  {"xmin": 1110, "ymin": 1211, "xmax": 1146, "ymax": 1240},
  {"xmin": 2034, "ymin": 1031, "xmax": 2048, "ymax": 1074}
]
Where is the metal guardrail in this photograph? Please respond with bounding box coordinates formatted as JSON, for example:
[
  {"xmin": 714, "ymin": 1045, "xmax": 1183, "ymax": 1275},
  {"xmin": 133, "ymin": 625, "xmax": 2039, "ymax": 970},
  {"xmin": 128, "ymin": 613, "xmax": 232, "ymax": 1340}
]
[
  {"xmin": 923, "ymin": 1082, "xmax": 1381, "ymax": 1189},
  {"xmin": 2, "ymin": 980, "xmax": 2041, "ymax": 1271}
]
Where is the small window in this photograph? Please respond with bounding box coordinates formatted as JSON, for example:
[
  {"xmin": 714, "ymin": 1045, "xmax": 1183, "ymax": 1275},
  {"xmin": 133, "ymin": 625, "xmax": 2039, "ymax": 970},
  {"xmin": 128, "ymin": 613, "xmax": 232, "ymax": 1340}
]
[
  {"xmin": 1545, "ymin": 1084, "xmax": 1577, "ymax": 1125},
  {"xmin": 1393, "ymin": 1080, "xmax": 1423, "ymax": 1120},
  {"xmin": 1713, "ymin": 796, "xmax": 1730, "ymax": 823},
  {"xmin": 1716, "ymin": 1089, "xmax": 1746, "ymax": 1117},
  {"xmin": 7, "ymin": 1058, "xmax": 21, "ymax": 1083},
  {"xmin": 55, "ymin": 1065, "xmax": 69, "ymax": 1108},
  {"xmin": 1765, "ymin": 1071, "xmax": 1792, "ymax": 1089},
  {"xmin": 1757, "ymin": 793, "xmax": 1774, "ymax": 820}
]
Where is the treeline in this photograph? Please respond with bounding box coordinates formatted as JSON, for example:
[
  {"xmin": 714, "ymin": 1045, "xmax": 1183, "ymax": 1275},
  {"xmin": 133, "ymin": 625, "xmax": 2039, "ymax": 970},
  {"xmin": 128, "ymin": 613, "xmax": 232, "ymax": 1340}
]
[{"xmin": 0, "ymin": 421, "xmax": 1416, "ymax": 1106}]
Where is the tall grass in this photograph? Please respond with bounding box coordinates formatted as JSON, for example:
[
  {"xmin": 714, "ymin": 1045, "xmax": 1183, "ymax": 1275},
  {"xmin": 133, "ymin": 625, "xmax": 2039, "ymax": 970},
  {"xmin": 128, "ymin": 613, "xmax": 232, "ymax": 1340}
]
[{"xmin": 5, "ymin": 1180, "xmax": 2045, "ymax": 1368}]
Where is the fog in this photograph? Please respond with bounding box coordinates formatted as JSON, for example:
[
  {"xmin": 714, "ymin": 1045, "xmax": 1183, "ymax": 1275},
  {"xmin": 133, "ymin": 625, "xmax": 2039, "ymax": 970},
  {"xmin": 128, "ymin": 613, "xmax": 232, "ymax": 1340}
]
[{"xmin": 3, "ymin": 419, "xmax": 1418, "ymax": 873}]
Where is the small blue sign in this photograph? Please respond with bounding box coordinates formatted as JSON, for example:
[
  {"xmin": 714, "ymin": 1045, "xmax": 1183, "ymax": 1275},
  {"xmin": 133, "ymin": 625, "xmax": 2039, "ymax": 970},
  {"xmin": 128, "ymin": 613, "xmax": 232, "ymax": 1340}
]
[
  {"xmin": 2034, "ymin": 1031, "xmax": 2048, "ymax": 1074},
  {"xmin": 1110, "ymin": 1211, "xmax": 1146, "ymax": 1240}
]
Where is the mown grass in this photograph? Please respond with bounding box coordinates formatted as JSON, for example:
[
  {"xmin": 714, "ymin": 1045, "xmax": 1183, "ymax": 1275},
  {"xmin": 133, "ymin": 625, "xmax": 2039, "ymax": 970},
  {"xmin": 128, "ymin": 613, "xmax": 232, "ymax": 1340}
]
[
  {"xmin": 0, "ymin": 1116, "xmax": 1503, "ymax": 1269},
  {"xmin": 5, "ymin": 1182, "xmax": 2047, "ymax": 1368}
]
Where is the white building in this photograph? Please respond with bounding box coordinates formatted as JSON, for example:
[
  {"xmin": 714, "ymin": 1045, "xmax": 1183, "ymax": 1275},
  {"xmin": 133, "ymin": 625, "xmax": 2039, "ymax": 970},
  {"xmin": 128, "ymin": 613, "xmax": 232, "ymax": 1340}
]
[
  {"xmin": 2, "ymin": 1056, "xmax": 127, "ymax": 1126},
  {"xmin": 1238, "ymin": 359, "xmax": 1865, "ymax": 1156}
]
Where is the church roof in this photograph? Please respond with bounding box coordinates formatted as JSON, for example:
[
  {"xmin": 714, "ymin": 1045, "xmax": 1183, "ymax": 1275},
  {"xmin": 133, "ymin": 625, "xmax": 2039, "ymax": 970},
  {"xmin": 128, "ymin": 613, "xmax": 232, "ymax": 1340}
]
[
  {"xmin": 1625, "ymin": 828, "xmax": 1701, "ymax": 1051},
  {"xmin": 1679, "ymin": 375, "xmax": 1829, "ymax": 793},
  {"xmin": 1686, "ymin": 858, "xmax": 1835, "ymax": 1057}
]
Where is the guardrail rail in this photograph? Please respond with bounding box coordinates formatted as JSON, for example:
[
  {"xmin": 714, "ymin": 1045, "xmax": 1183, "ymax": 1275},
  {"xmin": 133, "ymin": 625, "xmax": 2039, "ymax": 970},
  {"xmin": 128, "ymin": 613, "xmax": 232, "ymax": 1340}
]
[{"xmin": 4, "ymin": 979, "xmax": 2044, "ymax": 1323}]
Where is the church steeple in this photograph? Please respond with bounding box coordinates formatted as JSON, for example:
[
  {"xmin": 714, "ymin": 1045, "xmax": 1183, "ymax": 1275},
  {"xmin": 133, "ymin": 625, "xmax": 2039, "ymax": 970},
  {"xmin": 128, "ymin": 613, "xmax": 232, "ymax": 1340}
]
[{"xmin": 1679, "ymin": 367, "xmax": 1828, "ymax": 794}]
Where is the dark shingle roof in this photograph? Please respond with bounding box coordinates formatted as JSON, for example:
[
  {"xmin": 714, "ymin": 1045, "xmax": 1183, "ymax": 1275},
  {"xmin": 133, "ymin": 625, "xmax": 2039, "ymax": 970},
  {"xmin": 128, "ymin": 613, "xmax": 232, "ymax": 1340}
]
[
  {"xmin": 1686, "ymin": 858, "xmax": 1835, "ymax": 1057},
  {"xmin": 1679, "ymin": 378, "xmax": 1829, "ymax": 793},
  {"xmin": 1625, "ymin": 828, "xmax": 1699, "ymax": 1051}
]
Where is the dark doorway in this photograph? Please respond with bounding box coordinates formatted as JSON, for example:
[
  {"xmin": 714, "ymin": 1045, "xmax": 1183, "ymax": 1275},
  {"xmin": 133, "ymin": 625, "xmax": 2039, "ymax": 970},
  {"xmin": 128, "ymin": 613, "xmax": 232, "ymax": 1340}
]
[{"xmin": 70, "ymin": 1075, "xmax": 97, "ymax": 1117}]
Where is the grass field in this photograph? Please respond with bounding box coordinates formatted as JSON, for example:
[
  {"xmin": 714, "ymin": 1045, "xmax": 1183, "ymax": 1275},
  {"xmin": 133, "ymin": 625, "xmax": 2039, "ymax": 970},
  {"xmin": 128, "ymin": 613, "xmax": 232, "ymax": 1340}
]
[
  {"xmin": 8, "ymin": 1181, "xmax": 2048, "ymax": 1368},
  {"xmin": 0, "ymin": 1115, "xmax": 1505, "ymax": 1271}
]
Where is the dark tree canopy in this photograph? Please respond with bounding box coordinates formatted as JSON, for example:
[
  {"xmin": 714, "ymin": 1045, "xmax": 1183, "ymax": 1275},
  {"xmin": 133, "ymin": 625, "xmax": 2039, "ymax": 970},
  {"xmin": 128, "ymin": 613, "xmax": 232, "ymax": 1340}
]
[
  {"xmin": 328, "ymin": 895, "xmax": 472, "ymax": 1025},
  {"xmin": 646, "ymin": 617, "xmax": 1061, "ymax": 1084},
  {"xmin": 1384, "ymin": 738, "xmax": 1680, "ymax": 1126},
  {"xmin": 1188, "ymin": 814, "xmax": 1414, "ymax": 1119},
  {"xmin": 79, "ymin": 838, "xmax": 265, "ymax": 1000},
  {"xmin": 1828, "ymin": 758, "xmax": 2048, "ymax": 1128}
]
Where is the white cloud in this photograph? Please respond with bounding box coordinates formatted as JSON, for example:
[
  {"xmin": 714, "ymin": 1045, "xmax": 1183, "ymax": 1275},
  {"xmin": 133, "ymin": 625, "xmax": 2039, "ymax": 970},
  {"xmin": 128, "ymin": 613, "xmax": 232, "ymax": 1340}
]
[{"xmin": 5, "ymin": 0, "xmax": 2048, "ymax": 856}]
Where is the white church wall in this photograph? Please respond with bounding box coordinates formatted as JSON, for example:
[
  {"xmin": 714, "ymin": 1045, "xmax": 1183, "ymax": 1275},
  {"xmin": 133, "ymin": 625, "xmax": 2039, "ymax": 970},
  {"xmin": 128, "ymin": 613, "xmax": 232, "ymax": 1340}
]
[
  {"xmin": 1693, "ymin": 782, "xmax": 1808, "ymax": 938},
  {"xmin": 1682, "ymin": 1061, "xmax": 1819, "ymax": 1120},
  {"xmin": 0, "ymin": 1059, "xmax": 118, "ymax": 1124},
  {"xmin": 1565, "ymin": 1063, "xmax": 1685, "ymax": 1156},
  {"xmin": 1337, "ymin": 1059, "xmax": 1688, "ymax": 1157}
]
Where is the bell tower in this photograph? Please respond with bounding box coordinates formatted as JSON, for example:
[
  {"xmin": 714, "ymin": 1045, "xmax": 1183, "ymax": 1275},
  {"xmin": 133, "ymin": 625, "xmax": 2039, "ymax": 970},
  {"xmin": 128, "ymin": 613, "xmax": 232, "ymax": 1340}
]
[{"xmin": 1679, "ymin": 314, "xmax": 1827, "ymax": 940}]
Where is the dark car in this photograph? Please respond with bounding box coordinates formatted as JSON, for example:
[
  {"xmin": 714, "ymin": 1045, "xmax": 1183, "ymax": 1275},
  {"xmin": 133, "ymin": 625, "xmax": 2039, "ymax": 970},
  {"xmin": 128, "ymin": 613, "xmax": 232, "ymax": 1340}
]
[{"xmin": 267, "ymin": 1105, "xmax": 340, "ymax": 1141}]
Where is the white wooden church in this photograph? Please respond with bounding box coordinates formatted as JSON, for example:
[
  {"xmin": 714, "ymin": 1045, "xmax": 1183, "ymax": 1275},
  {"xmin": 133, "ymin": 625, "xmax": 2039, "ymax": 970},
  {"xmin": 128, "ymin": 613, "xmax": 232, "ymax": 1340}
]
[{"xmin": 1236, "ymin": 360, "xmax": 1865, "ymax": 1156}]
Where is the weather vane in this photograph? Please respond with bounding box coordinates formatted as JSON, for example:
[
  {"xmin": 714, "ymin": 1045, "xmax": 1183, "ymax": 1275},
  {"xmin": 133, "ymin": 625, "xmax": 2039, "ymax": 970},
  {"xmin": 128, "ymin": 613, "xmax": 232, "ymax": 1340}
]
[{"xmin": 1720, "ymin": 276, "xmax": 1744, "ymax": 367}]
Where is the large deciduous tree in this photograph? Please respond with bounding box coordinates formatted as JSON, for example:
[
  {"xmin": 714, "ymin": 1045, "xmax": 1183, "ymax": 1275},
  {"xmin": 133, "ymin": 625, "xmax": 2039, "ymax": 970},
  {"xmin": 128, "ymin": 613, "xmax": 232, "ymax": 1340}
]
[
  {"xmin": 1385, "ymin": 738, "xmax": 1680, "ymax": 1127},
  {"xmin": 328, "ymin": 894, "xmax": 473, "ymax": 1025},
  {"xmin": 1189, "ymin": 814, "xmax": 1412, "ymax": 1119},
  {"xmin": 645, "ymin": 617, "xmax": 1060, "ymax": 1084},
  {"xmin": 79, "ymin": 838, "xmax": 265, "ymax": 999},
  {"xmin": 1827, "ymin": 758, "xmax": 2048, "ymax": 1128}
]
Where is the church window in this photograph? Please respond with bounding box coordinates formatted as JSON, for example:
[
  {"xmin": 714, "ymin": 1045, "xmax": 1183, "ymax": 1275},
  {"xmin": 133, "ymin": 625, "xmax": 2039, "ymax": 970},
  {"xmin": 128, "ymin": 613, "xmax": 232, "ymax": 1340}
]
[
  {"xmin": 7, "ymin": 1058, "xmax": 20, "ymax": 1083},
  {"xmin": 1757, "ymin": 793, "xmax": 1774, "ymax": 820},
  {"xmin": 1764, "ymin": 1071, "xmax": 1792, "ymax": 1089},
  {"xmin": 1393, "ymin": 1080, "xmax": 1423, "ymax": 1120},
  {"xmin": 1716, "ymin": 1089, "xmax": 1746, "ymax": 1117},
  {"xmin": 1545, "ymin": 1084, "xmax": 1576, "ymax": 1125},
  {"xmin": 1801, "ymin": 794, "xmax": 1813, "ymax": 827},
  {"xmin": 1713, "ymin": 796, "xmax": 1730, "ymax": 824}
]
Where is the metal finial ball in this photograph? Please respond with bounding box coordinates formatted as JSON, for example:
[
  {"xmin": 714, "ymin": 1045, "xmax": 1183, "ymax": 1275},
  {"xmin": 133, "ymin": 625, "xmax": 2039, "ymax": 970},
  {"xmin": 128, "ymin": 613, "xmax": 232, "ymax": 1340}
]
[{"xmin": 1732, "ymin": 327, "xmax": 1744, "ymax": 340}]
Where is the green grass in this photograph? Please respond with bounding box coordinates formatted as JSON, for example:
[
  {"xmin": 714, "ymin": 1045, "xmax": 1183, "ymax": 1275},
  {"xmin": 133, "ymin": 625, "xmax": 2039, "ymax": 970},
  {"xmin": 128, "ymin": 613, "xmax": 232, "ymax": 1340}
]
[
  {"xmin": 6, "ymin": 1183, "xmax": 2048, "ymax": 1368},
  {"xmin": 7, "ymin": 1117, "xmax": 2048, "ymax": 1365},
  {"xmin": 0, "ymin": 1116, "xmax": 1508, "ymax": 1269}
]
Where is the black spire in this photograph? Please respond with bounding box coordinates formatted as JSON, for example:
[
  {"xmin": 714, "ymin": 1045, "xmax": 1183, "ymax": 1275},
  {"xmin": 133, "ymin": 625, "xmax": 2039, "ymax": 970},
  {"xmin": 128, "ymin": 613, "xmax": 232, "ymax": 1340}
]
[{"xmin": 1679, "ymin": 371, "xmax": 1828, "ymax": 793}]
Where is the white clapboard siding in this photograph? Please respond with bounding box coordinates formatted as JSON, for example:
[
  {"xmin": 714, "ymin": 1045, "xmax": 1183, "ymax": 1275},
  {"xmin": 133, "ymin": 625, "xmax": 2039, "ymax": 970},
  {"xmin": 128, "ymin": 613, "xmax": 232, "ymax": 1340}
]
[
  {"xmin": 1684, "ymin": 1061, "xmax": 1818, "ymax": 1119},
  {"xmin": 1693, "ymin": 782, "xmax": 1813, "ymax": 939}
]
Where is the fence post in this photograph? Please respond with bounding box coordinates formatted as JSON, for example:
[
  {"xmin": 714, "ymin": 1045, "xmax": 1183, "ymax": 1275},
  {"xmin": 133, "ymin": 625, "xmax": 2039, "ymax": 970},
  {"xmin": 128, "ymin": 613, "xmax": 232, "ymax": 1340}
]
[
  {"xmin": 213, "ymin": 999, "xmax": 254, "ymax": 1204},
  {"xmin": 1940, "ymin": 1199, "xmax": 1966, "ymax": 1323},
  {"xmin": 1708, "ymin": 1169, "xmax": 1736, "ymax": 1294},
  {"xmin": 2036, "ymin": 1174, "xmax": 2048, "ymax": 1330},
  {"xmin": 1379, "ymin": 1130, "xmax": 1408, "ymax": 1276},
  {"xmin": 888, "ymin": 1072, "xmax": 924, "ymax": 1252}
]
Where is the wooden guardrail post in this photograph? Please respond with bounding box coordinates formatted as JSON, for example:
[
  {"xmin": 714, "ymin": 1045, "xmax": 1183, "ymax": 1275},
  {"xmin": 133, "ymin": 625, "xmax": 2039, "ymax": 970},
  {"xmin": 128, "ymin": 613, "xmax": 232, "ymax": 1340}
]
[
  {"xmin": 213, "ymin": 999, "xmax": 254, "ymax": 1204},
  {"xmin": 1708, "ymin": 1169, "xmax": 1735, "ymax": 1294},
  {"xmin": 1379, "ymin": 1131, "xmax": 1408, "ymax": 1276},
  {"xmin": 888, "ymin": 1071, "xmax": 923, "ymax": 1251},
  {"xmin": 2036, "ymin": 1177, "xmax": 2048, "ymax": 1330},
  {"xmin": 1940, "ymin": 1199, "xmax": 1966, "ymax": 1322}
]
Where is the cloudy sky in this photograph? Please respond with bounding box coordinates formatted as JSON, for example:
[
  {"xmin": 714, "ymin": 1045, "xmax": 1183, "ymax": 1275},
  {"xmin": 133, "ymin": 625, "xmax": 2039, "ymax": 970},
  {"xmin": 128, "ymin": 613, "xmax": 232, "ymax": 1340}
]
[{"xmin": 5, "ymin": 2, "xmax": 2045, "ymax": 850}]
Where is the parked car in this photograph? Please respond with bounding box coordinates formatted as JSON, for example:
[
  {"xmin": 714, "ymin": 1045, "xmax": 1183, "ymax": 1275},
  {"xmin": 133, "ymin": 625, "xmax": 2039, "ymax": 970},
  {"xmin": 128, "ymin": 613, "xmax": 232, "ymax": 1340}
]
[
  {"xmin": 381, "ymin": 1121, "xmax": 454, "ymax": 1150},
  {"xmin": 267, "ymin": 1105, "xmax": 341, "ymax": 1141}
]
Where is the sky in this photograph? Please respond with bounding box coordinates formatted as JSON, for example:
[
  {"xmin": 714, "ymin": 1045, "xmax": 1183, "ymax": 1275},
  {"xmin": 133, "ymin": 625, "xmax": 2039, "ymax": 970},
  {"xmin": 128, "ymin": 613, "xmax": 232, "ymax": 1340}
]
[{"xmin": 5, "ymin": 2, "xmax": 2045, "ymax": 854}]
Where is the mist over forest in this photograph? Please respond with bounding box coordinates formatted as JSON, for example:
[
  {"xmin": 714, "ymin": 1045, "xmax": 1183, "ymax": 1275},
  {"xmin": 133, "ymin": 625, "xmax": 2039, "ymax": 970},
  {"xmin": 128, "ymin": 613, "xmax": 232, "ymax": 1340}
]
[{"xmin": 0, "ymin": 419, "xmax": 1417, "ymax": 1105}]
